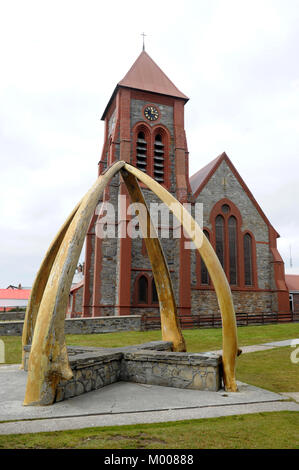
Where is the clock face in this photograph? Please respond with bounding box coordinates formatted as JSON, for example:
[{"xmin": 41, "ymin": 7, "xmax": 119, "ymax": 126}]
[{"xmin": 144, "ymin": 105, "xmax": 159, "ymax": 121}]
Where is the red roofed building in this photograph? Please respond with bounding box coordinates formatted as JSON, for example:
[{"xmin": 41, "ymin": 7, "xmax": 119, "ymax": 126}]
[
  {"xmin": 286, "ymin": 275, "xmax": 299, "ymax": 316},
  {"xmin": 73, "ymin": 49, "xmax": 293, "ymax": 326},
  {"xmin": 0, "ymin": 287, "xmax": 31, "ymax": 310},
  {"xmin": 67, "ymin": 280, "xmax": 84, "ymax": 318}
]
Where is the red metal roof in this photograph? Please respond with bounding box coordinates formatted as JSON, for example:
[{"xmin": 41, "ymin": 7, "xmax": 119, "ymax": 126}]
[
  {"xmin": 0, "ymin": 289, "xmax": 31, "ymax": 300},
  {"xmin": 285, "ymin": 275, "xmax": 299, "ymax": 292},
  {"xmin": 118, "ymin": 51, "xmax": 188, "ymax": 101},
  {"xmin": 102, "ymin": 51, "xmax": 188, "ymax": 120}
]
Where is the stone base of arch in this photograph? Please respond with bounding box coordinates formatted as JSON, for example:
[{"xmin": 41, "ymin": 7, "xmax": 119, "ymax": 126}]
[{"xmin": 24, "ymin": 341, "xmax": 222, "ymax": 403}]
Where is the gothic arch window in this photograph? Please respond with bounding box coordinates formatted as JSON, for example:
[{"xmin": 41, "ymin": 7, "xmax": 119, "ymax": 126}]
[
  {"xmin": 136, "ymin": 131, "xmax": 148, "ymax": 173},
  {"xmin": 208, "ymin": 199, "xmax": 258, "ymax": 289},
  {"xmin": 134, "ymin": 274, "xmax": 160, "ymax": 306},
  {"xmin": 244, "ymin": 233, "xmax": 253, "ymax": 286},
  {"xmin": 213, "ymin": 205, "xmax": 239, "ymax": 286},
  {"xmin": 228, "ymin": 216, "xmax": 238, "ymax": 285},
  {"xmin": 138, "ymin": 275, "xmax": 148, "ymax": 304},
  {"xmin": 215, "ymin": 215, "xmax": 225, "ymax": 269},
  {"xmin": 201, "ymin": 230, "xmax": 210, "ymax": 285},
  {"xmin": 215, "ymin": 211, "xmax": 239, "ymax": 286}
]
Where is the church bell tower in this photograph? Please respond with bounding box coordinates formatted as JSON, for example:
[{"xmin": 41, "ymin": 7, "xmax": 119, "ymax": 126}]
[{"xmin": 82, "ymin": 49, "xmax": 193, "ymax": 324}]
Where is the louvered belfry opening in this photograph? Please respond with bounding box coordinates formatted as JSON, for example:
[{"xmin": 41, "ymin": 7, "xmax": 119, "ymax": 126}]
[
  {"xmin": 154, "ymin": 134, "xmax": 164, "ymax": 183},
  {"xmin": 136, "ymin": 131, "xmax": 147, "ymax": 172}
]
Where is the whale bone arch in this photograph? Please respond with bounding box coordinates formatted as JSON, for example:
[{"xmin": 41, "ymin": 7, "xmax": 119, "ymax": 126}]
[{"xmin": 23, "ymin": 161, "xmax": 238, "ymax": 406}]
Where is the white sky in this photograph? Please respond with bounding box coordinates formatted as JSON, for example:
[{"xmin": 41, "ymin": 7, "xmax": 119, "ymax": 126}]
[{"xmin": 0, "ymin": 0, "xmax": 298, "ymax": 287}]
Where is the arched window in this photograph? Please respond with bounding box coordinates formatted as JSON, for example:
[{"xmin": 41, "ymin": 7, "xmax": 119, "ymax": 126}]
[
  {"xmin": 153, "ymin": 134, "xmax": 164, "ymax": 183},
  {"xmin": 228, "ymin": 216, "xmax": 237, "ymax": 285},
  {"xmin": 152, "ymin": 278, "xmax": 158, "ymax": 303},
  {"xmin": 138, "ymin": 275, "xmax": 148, "ymax": 303},
  {"xmin": 201, "ymin": 230, "xmax": 210, "ymax": 285},
  {"xmin": 244, "ymin": 233, "xmax": 253, "ymax": 286},
  {"xmin": 134, "ymin": 275, "xmax": 159, "ymax": 305},
  {"xmin": 207, "ymin": 200, "xmax": 257, "ymax": 289},
  {"xmin": 136, "ymin": 131, "xmax": 148, "ymax": 173},
  {"xmin": 215, "ymin": 215, "xmax": 225, "ymax": 268}
]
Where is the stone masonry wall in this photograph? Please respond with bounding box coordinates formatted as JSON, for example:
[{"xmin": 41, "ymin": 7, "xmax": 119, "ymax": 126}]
[
  {"xmin": 129, "ymin": 193, "xmax": 181, "ymax": 308},
  {"xmin": 122, "ymin": 350, "xmax": 222, "ymax": 391},
  {"xmin": 50, "ymin": 341, "xmax": 222, "ymax": 403},
  {"xmin": 64, "ymin": 315, "xmax": 141, "ymax": 334},
  {"xmin": 0, "ymin": 315, "xmax": 141, "ymax": 336},
  {"xmin": 293, "ymin": 293, "xmax": 299, "ymax": 314},
  {"xmin": 0, "ymin": 321, "xmax": 24, "ymax": 336},
  {"xmin": 0, "ymin": 311, "xmax": 25, "ymax": 321},
  {"xmin": 56, "ymin": 351, "xmax": 123, "ymax": 402},
  {"xmin": 191, "ymin": 290, "xmax": 276, "ymax": 318},
  {"xmin": 127, "ymin": 98, "xmax": 180, "ymax": 315},
  {"xmin": 100, "ymin": 174, "xmax": 120, "ymax": 313},
  {"xmin": 191, "ymin": 159, "xmax": 277, "ymax": 316}
]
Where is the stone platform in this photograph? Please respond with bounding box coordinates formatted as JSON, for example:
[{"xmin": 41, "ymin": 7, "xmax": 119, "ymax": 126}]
[
  {"xmin": 1, "ymin": 338, "xmax": 298, "ymax": 435},
  {"xmin": 23, "ymin": 341, "xmax": 222, "ymax": 403},
  {"xmin": 1, "ymin": 363, "xmax": 298, "ymax": 435}
]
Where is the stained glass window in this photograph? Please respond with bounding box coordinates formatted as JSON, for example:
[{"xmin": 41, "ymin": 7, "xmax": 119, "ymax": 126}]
[
  {"xmin": 244, "ymin": 233, "xmax": 253, "ymax": 286},
  {"xmin": 138, "ymin": 275, "xmax": 148, "ymax": 303},
  {"xmin": 228, "ymin": 216, "xmax": 237, "ymax": 285},
  {"xmin": 215, "ymin": 215, "xmax": 225, "ymax": 268}
]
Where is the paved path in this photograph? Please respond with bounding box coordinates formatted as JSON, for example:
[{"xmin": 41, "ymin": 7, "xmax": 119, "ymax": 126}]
[
  {"xmin": 1, "ymin": 401, "xmax": 298, "ymax": 436},
  {"xmin": 209, "ymin": 338, "xmax": 299, "ymax": 355},
  {"xmin": 0, "ymin": 339, "xmax": 298, "ymax": 435}
]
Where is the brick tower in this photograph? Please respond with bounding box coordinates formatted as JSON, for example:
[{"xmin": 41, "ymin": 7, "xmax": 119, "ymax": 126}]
[{"xmin": 82, "ymin": 50, "xmax": 193, "ymax": 325}]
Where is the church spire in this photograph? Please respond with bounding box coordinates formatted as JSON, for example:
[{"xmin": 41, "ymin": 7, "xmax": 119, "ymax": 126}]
[
  {"xmin": 101, "ymin": 49, "xmax": 188, "ymax": 119},
  {"xmin": 118, "ymin": 51, "xmax": 188, "ymax": 100}
]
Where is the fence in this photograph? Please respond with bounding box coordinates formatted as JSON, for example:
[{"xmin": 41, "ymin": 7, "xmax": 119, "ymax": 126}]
[
  {"xmin": 193, "ymin": 311, "xmax": 299, "ymax": 328},
  {"xmin": 141, "ymin": 311, "xmax": 299, "ymax": 330}
]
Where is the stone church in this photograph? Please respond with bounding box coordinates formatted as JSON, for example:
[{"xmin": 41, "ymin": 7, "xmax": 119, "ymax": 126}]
[{"xmin": 68, "ymin": 50, "xmax": 290, "ymax": 327}]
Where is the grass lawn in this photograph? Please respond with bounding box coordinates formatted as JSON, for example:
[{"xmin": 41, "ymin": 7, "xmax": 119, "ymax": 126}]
[
  {"xmin": 236, "ymin": 346, "xmax": 299, "ymax": 392},
  {"xmin": 0, "ymin": 411, "xmax": 298, "ymax": 449},
  {"xmin": 67, "ymin": 322, "xmax": 299, "ymax": 352},
  {"xmin": 1, "ymin": 322, "xmax": 298, "ymax": 364}
]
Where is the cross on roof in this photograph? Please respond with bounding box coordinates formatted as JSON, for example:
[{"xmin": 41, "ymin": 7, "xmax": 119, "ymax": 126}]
[{"xmin": 141, "ymin": 32, "xmax": 146, "ymax": 51}]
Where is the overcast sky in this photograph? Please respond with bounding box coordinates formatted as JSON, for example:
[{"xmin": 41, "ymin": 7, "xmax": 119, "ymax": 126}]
[{"xmin": 0, "ymin": 0, "xmax": 298, "ymax": 288}]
